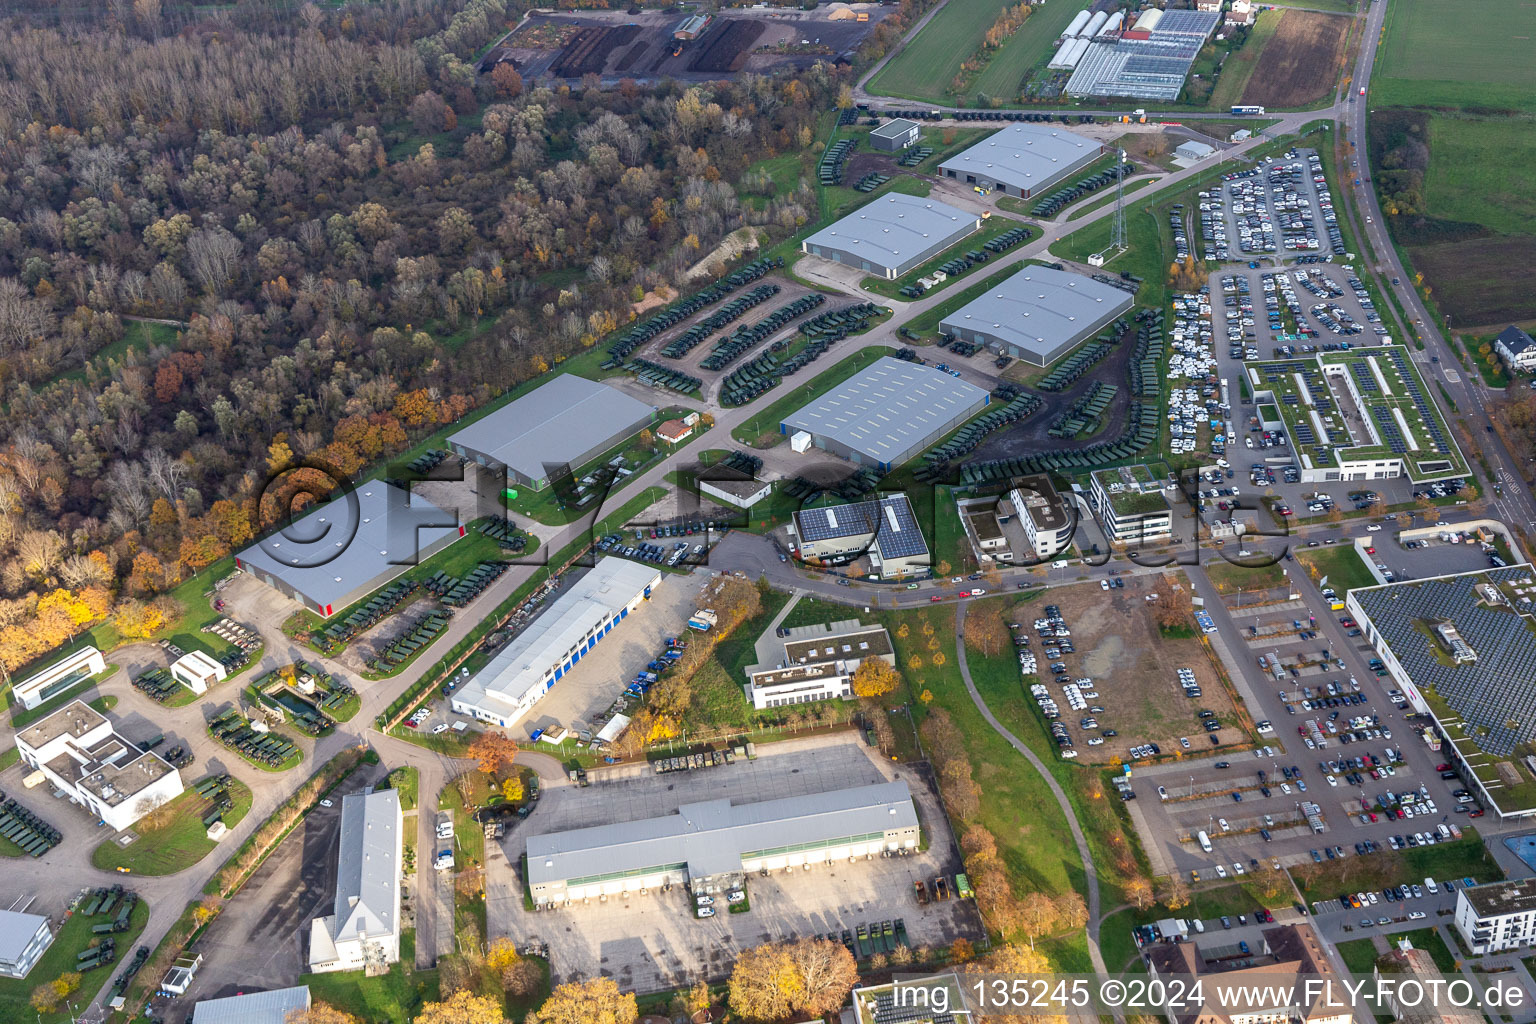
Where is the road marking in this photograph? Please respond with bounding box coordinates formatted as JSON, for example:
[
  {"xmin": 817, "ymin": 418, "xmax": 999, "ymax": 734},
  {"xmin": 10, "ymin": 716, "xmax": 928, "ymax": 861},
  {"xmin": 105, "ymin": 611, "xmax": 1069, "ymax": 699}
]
[{"xmin": 1443, "ymin": 370, "xmax": 1461, "ymax": 384}]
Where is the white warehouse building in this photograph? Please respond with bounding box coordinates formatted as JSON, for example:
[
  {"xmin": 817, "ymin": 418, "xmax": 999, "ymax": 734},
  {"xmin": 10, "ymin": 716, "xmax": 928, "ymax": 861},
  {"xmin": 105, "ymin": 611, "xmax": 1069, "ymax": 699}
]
[
  {"xmin": 451, "ymin": 557, "xmax": 663, "ymax": 731},
  {"xmin": 527, "ymin": 780, "xmax": 920, "ymax": 905},
  {"xmin": 15, "ymin": 700, "xmax": 184, "ymax": 832},
  {"xmin": 309, "ymin": 789, "xmax": 402, "ymax": 973}
]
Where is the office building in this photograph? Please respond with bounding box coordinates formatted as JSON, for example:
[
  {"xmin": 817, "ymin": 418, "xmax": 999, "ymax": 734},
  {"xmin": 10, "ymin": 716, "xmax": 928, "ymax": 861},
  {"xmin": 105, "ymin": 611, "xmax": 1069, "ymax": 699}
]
[
  {"xmin": 447, "ymin": 375, "xmax": 656, "ymax": 491},
  {"xmin": 309, "ymin": 789, "xmax": 402, "ymax": 974},
  {"xmin": 745, "ymin": 620, "xmax": 894, "ymax": 709},
  {"xmin": 801, "ymin": 194, "xmax": 979, "ymax": 280},
  {"xmin": 451, "ymin": 558, "xmax": 663, "ymax": 730},
  {"xmin": 0, "ymin": 910, "xmax": 53, "ymax": 979},
  {"xmin": 11, "ymin": 646, "xmax": 105, "ymax": 711},
  {"xmin": 781, "ymin": 356, "xmax": 989, "ymax": 471},
  {"xmin": 1011, "ymin": 474, "xmax": 1074, "ymax": 559},
  {"xmin": 791, "ymin": 494, "xmax": 930, "ymax": 578},
  {"xmin": 15, "ymin": 700, "xmax": 184, "ymax": 832},
  {"xmin": 938, "ymin": 265, "xmax": 1133, "ymax": 366},
  {"xmin": 235, "ymin": 479, "xmax": 464, "ymax": 618},
  {"xmin": 1089, "ymin": 466, "xmax": 1173, "ymax": 544},
  {"xmin": 527, "ymin": 780, "xmax": 919, "ymax": 904}
]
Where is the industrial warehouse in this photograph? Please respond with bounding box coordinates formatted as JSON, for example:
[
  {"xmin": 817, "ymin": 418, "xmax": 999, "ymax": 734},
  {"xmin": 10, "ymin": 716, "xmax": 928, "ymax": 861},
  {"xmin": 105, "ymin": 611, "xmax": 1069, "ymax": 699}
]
[
  {"xmin": 780, "ymin": 355, "xmax": 989, "ymax": 470},
  {"xmin": 936, "ymin": 123, "xmax": 1103, "ymax": 199},
  {"xmin": 800, "ymin": 193, "xmax": 979, "ymax": 279},
  {"xmin": 451, "ymin": 557, "xmax": 663, "ymax": 730},
  {"xmin": 235, "ymin": 479, "xmax": 464, "ymax": 617},
  {"xmin": 938, "ymin": 265, "xmax": 1134, "ymax": 366},
  {"xmin": 446, "ymin": 375, "xmax": 657, "ymax": 490},
  {"xmin": 1065, "ymin": 9, "xmax": 1222, "ymax": 101},
  {"xmin": 525, "ymin": 780, "xmax": 920, "ymax": 905},
  {"xmin": 790, "ymin": 494, "xmax": 930, "ymax": 578}
]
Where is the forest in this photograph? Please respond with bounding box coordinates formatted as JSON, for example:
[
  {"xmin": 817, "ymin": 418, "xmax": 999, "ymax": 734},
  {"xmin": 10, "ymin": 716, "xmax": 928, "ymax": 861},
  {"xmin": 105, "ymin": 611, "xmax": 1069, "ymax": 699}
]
[{"xmin": 0, "ymin": 0, "xmax": 848, "ymax": 673}]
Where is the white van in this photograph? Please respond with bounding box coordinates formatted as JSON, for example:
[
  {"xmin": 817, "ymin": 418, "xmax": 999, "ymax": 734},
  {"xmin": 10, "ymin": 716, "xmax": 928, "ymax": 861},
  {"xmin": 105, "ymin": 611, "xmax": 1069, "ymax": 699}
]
[
  {"xmin": 1425, "ymin": 877, "xmax": 1439, "ymax": 895},
  {"xmin": 1052, "ymin": 560, "xmax": 1070, "ymax": 569},
  {"xmin": 1198, "ymin": 830, "xmax": 1213, "ymax": 853},
  {"xmin": 1192, "ymin": 918, "xmax": 1206, "ymax": 933}
]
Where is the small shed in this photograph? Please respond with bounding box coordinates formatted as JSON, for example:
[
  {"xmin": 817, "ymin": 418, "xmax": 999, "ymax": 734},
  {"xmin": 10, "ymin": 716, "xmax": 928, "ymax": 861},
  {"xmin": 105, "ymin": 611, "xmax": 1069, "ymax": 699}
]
[{"xmin": 870, "ymin": 118, "xmax": 921, "ymax": 152}]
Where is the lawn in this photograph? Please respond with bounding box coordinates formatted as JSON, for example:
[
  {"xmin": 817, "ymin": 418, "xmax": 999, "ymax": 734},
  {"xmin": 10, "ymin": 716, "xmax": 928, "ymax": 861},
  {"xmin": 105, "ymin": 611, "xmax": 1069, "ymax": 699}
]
[
  {"xmin": 968, "ymin": 0, "xmax": 1093, "ymax": 104},
  {"xmin": 1048, "ymin": 194, "xmax": 1170, "ymax": 310},
  {"xmin": 1395, "ymin": 926, "xmax": 1458, "ymax": 971},
  {"xmin": 1294, "ymin": 828, "xmax": 1500, "ymax": 898},
  {"xmin": 0, "ymin": 898, "xmax": 150, "ymax": 1024},
  {"xmin": 1202, "ymin": 558, "xmax": 1288, "ymax": 595},
  {"xmin": 730, "ymin": 346, "xmax": 895, "ymax": 447},
  {"xmin": 1337, "ymin": 936, "xmax": 1380, "ymax": 973},
  {"xmin": 1294, "ymin": 545, "xmax": 1376, "ymax": 596},
  {"xmin": 383, "ymin": 765, "xmax": 419, "ymax": 811},
  {"xmin": 1422, "ymin": 116, "xmax": 1536, "ymax": 238},
  {"xmin": 301, "ymin": 946, "xmax": 440, "ymax": 1024},
  {"xmin": 90, "ymin": 778, "xmax": 254, "ymax": 875},
  {"xmin": 859, "ymin": 218, "xmax": 1030, "ymax": 300},
  {"xmin": 502, "ymin": 425, "xmax": 680, "ymax": 527}
]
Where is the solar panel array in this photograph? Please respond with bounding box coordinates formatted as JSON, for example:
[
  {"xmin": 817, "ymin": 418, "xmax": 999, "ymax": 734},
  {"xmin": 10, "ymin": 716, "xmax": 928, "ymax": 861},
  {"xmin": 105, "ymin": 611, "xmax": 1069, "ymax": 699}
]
[
  {"xmin": 1355, "ymin": 567, "xmax": 1536, "ymax": 755},
  {"xmin": 1371, "ymin": 405, "xmax": 1407, "ymax": 454},
  {"xmin": 1386, "ymin": 349, "xmax": 1451, "ymax": 455},
  {"xmin": 1351, "ymin": 362, "xmax": 1379, "ymax": 395},
  {"xmin": 872, "ymin": 993, "xmax": 957, "ymax": 1024},
  {"xmin": 796, "ymin": 495, "xmax": 929, "ymax": 560}
]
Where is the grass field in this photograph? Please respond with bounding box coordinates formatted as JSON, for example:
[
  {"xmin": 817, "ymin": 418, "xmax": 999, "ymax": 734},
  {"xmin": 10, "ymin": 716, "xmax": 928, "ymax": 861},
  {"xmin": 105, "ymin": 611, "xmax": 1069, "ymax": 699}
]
[
  {"xmin": 1423, "ymin": 116, "xmax": 1536, "ymax": 237},
  {"xmin": 1294, "ymin": 544, "xmax": 1376, "ymax": 595},
  {"xmin": 869, "ymin": 0, "xmax": 1087, "ymax": 104},
  {"xmin": 1375, "ymin": 0, "xmax": 1536, "ymax": 112},
  {"xmin": 91, "ymin": 778, "xmax": 254, "ymax": 875}
]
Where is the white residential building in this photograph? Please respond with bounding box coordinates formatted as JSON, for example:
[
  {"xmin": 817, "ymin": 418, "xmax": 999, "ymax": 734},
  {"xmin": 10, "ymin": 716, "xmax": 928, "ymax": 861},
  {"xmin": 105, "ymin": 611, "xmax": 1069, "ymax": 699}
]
[
  {"xmin": 1455, "ymin": 879, "xmax": 1536, "ymax": 955},
  {"xmin": 15, "ymin": 700, "xmax": 184, "ymax": 832},
  {"xmin": 745, "ymin": 621, "xmax": 894, "ymax": 710},
  {"xmin": 309, "ymin": 789, "xmax": 402, "ymax": 974},
  {"xmin": 451, "ymin": 557, "xmax": 662, "ymax": 730},
  {"xmin": 11, "ymin": 646, "xmax": 105, "ymax": 710},
  {"xmin": 0, "ymin": 910, "xmax": 53, "ymax": 979}
]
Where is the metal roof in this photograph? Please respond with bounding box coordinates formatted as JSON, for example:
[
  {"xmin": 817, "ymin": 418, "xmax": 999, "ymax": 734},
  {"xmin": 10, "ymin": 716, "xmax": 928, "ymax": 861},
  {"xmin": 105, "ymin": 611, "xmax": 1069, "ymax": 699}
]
[
  {"xmin": 331, "ymin": 789, "xmax": 401, "ymax": 948},
  {"xmin": 870, "ymin": 118, "xmax": 921, "ymax": 140},
  {"xmin": 1064, "ymin": 10, "xmax": 1219, "ymax": 100},
  {"xmin": 454, "ymin": 557, "xmax": 662, "ymax": 721},
  {"xmin": 235, "ymin": 479, "xmax": 461, "ymax": 611},
  {"xmin": 192, "ymin": 986, "xmax": 312, "ymax": 1024},
  {"xmin": 446, "ymin": 375, "xmax": 656, "ymax": 482},
  {"xmin": 939, "ymin": 266, "xmax": 1133, "ymax": 363},
  {"xmin": 794, "ymin": 495, "xmax": 929, "ymax": 559},
  {"xmin": 781, "ymin": 356, "xmax": 988, "ymax": 465},
  {"xmin": 937, "ymin": 123, "xmax": 1097, "ymax": 193},
  {"xmin": 527, "ymin": 780, "xmax": 917, "ymax": 887},
  {"xmin": 0, "ymin": 910, "xmax": 48, "ymax": 965},
  {"xmin": 803, "ymin": 193, "xmax": 976, "ymax": 272}
]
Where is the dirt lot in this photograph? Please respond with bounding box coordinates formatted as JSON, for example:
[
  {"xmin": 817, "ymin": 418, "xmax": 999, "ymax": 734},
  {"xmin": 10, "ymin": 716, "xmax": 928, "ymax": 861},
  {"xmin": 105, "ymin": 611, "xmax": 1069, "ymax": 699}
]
[
  {"xmin": 1410, "ymin": 234, "xmax": 1536, "ymax": 327},
  {"xmin": 1031, "ymin": 576, "xmax": 1248, "ymax": 766},
  {"xmin": 1240, "ymin": 10, "xmax": 1353, "ymax": 109}
]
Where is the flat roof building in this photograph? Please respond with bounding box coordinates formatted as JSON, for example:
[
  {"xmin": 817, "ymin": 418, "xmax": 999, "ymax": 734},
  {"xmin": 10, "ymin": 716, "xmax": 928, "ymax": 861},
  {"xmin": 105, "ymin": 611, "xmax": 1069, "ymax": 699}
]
[
  {"xmin": 1011, "ymin": 474, "xmax": 1074, "ymax": 559},
  {"xmin": 801, "ymin": 194, "xmax": 979, "ymax": 280},
  {"xmin": 746, "ymin": 619, "xmax": 895, "ymax": 709},
  {"xmin": 870, "ymin": 118, "xmax": 921, "ymax": 152},
  {"xmin": 451, "ymin": 558, "xmax": 663, "ymax": 730},
  {"xmin": 792, "ymin": 494, "xmax": 930, "ymax": 578},
  {"xmin": 16, "ymin": 700, "xmax": 184, "ymax": 832},
  {"xmin": 11, "ymin": 646, "xmax": 104, "ymax": 711},
  {"xmin": 1090, "ymin": 466, "xmax": 1173, "ymax": 545},
  {"xmin": 527, "ymin": 780, "xmax": 919, "ymax": 904},
  {"xmin": 447, "ymin": 375, "xmax": 657, "ymax": 490},
  {"xmin": 192, "ymin": 986, "xmax": 312, "ymax": 1024},
  {"xmin": 0, "ymin": 910, "xmax": 53, "ymax": 979},
  {"xmin": 1455, "ymin": 879, "xmax": 1536, "ymax": 955},
  {"xmin": 1146, "ymin": 924, "xmax": 1348, "ymax": 1024},
  {"xmin": 698, "ymin": 475, "xmax": 772, "ymax": 509},
  {"xmin": 235, "ymin": 479, "xmax": 464, "ymax": 618},
  {"xmin": 309, "ymin": 789, "xmax": 402, "ymax": 974},
  {"xmin": 781, "ymin": 356, "xmax": 989, "ymax": 471},
  {"xmin": 939, "ymin": 265, "xmax": 1133, "ymax": 367},
  {"xmin": 937, "ymin": 123, "xmax": 1104, "ymax": 198}
]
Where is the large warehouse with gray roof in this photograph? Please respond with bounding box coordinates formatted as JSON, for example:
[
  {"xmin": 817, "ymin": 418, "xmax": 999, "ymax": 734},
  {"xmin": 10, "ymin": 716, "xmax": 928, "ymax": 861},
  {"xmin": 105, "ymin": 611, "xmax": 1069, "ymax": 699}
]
[
  {"xmin": 939, "ymin": 265, "xmax": 1134, "ymax": 366},
  {"xmin": 780, "ymin": 355, "xmax": 989, "ymax": 470},
  {"xmin": 236, "ymin": 479, "xmax": 464, "ymax": 617},
  {"xmin": 526, "ymin": 780, "xmax": 920, "ymax": 903},
  {"xmin": 447, "ymin": 375, "xmax": 656, "ymax": 490},
  {"xmin": 800, "ymin": 193, "xmax": 979, "ymax": 279},
  {"xmin": 937, "ymin": 123, "xmax": 1104, "ymax": 199}
]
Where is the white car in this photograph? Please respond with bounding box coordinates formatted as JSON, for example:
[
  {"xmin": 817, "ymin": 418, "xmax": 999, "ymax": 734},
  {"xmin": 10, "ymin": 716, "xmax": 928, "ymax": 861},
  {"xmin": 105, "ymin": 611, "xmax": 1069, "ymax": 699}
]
[
  {"xmin": 319, "ymin": 799, "xmax": 333, "ymax": 808},
  {"xmin": 970, "ymin": 589, "xmax": 986, "ymax": 596},
  {"xmin": 1409, "ymin": 910, "xmax": 1427, "ymax": 920},
  {"xmin": 696, "ymin": 895, "xmax": 715, "ymax": 907},
  {"xmin": 727, "ymin": 890, "xmax": 746, "ymax": 904},
  {"xmin": 1216, "ymin": 864, "xmax": 1228, "ymax": 878},
  {"xmin": 698, "ymin": 907, "xmax": 716, "ymax": 918},
  {"xmin": 432, "ymin": 723, "xmax": 449, "ymax": 734},
  {"xmin": 1158, "ymin": 786, "xmax": 1169, "ymax": 800},
  {"xmin": 434, "ymin": 850, "xmax": 454, "ymax": 871},
  {"xmin": 1366, "ymin": 524, "xmax": 1382, "ymax": 532}
]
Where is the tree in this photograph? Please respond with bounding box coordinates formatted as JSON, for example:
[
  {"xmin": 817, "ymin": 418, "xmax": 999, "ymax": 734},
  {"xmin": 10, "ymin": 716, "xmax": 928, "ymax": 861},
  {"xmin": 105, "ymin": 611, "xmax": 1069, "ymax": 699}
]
[
  {"xmin": 485, "ymin": 938, "xmax": 520, "ymax": 976},
  {"xmin": 467, "ymin": 731, "xmax": 519, "ymax": 775},
  {"xmin": 526, "ymin": 977, "xmax": 637, "ymax": 1024},
  {"xmin": 1125, "ymin": 875, "xmax": 1155, "ymax": 910},
  {"xmin": 413, "ymin": 991, "xmax": 507, "ymax": 1024},
  {"xmin": 684, "ymin": 981, "xmax": 712, "ymax": 1016},
  {"xmin": 965, "ymin": 600, "xmax": 1009, "ymax": 657},
  {"xmin": 1157, "ymin": 875, "xmax": 1190, "ymax": 912},
  {"xmin": 501, "ymin": 775, "xmax": 525, "ymax": 802},
  {"xmin": 728, "ymin": 938, "xmax": 857, "ymax": 1021},
  {"xmin": 851, "ymin": 657, "xmax": 900, "ymax": 698},
  {"xmin": 1019, "ymin": 890, "xmax": 1059, "ymax": 941},
  {"xmin": 287, "ymin": 1003, "xmax": 361, "ymax": 1024},
  {"xmin": 1149, "ymin": 586, "xmax": 1193, "ymax": 633}
]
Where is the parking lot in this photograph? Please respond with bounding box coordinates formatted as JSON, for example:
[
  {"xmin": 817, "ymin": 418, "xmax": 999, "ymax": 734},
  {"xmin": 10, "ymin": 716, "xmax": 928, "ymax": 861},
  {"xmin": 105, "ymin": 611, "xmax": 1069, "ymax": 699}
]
[
  {"xmin": 1199, "ymin": 148, "xmax": 1347, "ymax": 263},
  {"xmin": 491, "ymin": 734, "xmax": 979, "ymax": 993}
]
